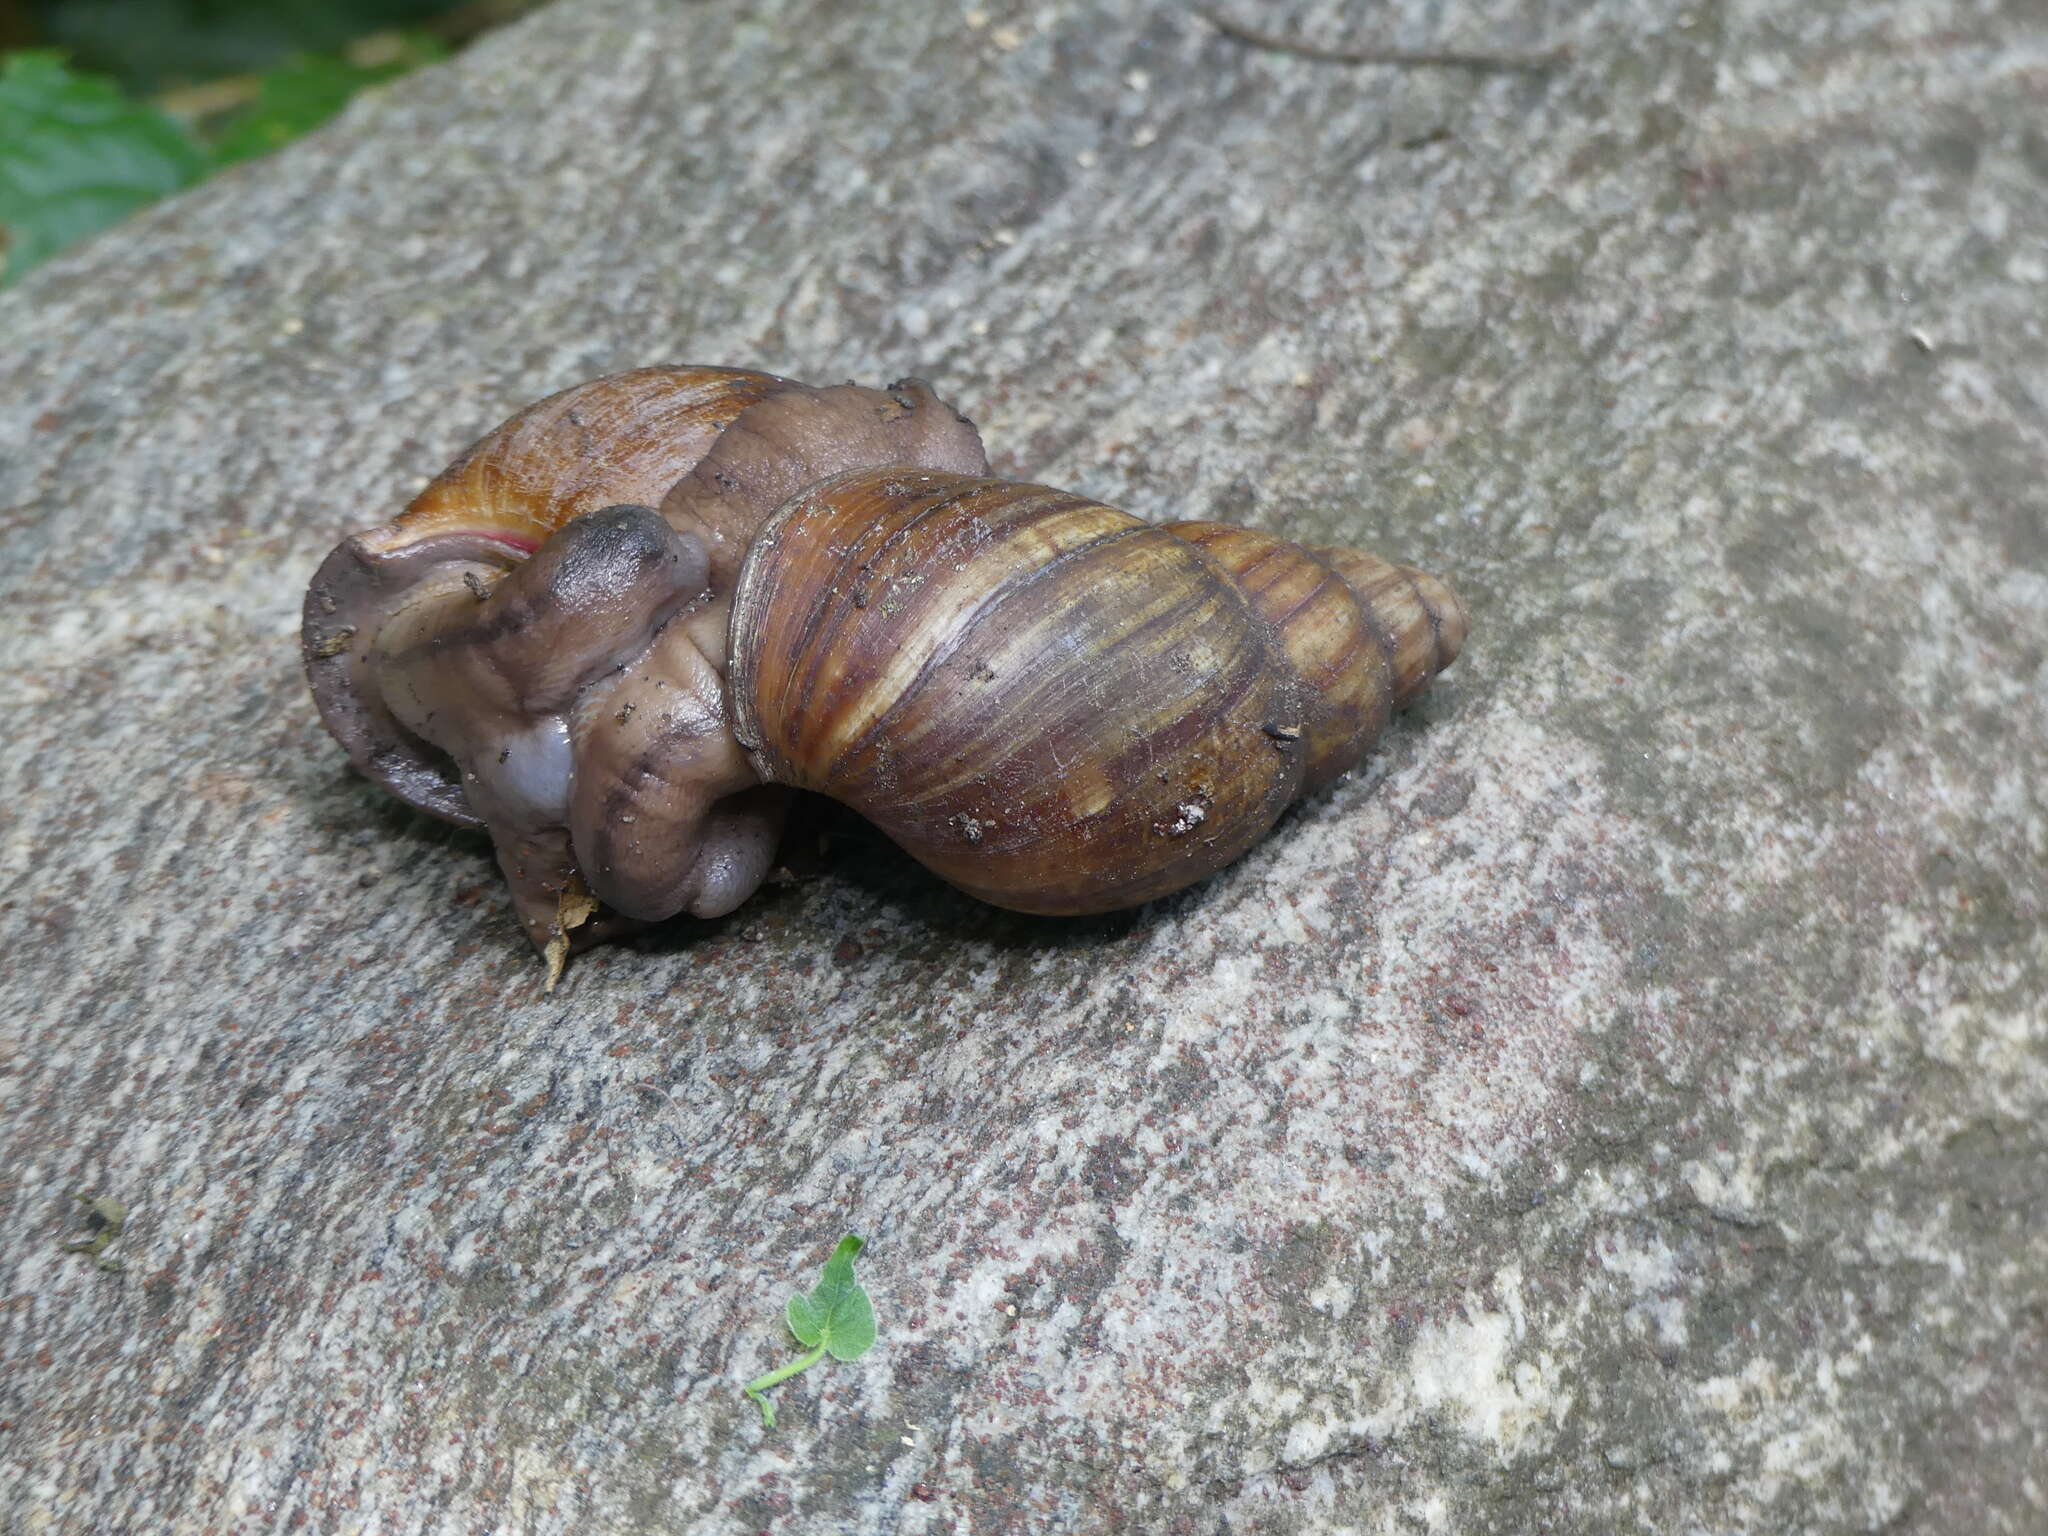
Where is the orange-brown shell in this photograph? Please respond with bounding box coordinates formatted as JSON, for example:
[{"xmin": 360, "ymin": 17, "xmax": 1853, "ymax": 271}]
[
  {"xmin": 372, "ymin": 365, "xmax": 791, "ymax": 555},
  {"xmin": 304, "ymin": 365, "xmax": 991, "ymax": 836},
  {"xmin": 728, "ymin": 470, "xmax": 1465, "ymax": 915},
  {"xmin": 303, "ymin": 367, "xmax": 795, "ymax": 828}
]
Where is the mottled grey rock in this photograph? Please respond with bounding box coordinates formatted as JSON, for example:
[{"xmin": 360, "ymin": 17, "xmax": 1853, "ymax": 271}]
[{"xmin": 3, "ymin": 0, "xmax": 2045, "ymax": 1531}]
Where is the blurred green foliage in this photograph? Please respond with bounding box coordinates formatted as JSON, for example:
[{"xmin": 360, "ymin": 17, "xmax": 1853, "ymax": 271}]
[
  {"xmin": 0, "ymin": 51, "xmax": 207, "ymax": 283},
  {"xmin": 210, "ymin": 33, "xmax": 443, "ymax": 165},
  {"xmin": 0, "ymin": 0, "xmax": 458, "ymax": 284},
  {"xmin": 21, "ymin": 0, "xmax": 455, "ymax": 93}
]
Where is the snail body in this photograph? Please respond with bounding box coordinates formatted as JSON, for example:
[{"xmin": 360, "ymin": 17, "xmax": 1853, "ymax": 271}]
[{"xmin": 303, "ymin": 367, "xmax": 1465, "ymax": 958}]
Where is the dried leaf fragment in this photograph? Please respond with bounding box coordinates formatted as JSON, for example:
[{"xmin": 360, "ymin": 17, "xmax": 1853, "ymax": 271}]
[{"xmin": 542, "ymin": 880, "xmax": 600, "ymax": 993}]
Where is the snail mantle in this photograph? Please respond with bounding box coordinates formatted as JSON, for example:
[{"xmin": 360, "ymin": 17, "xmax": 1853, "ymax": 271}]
[{"xmin": 302, "ymin": 366, "xmax": 1466, "ymax": 978}]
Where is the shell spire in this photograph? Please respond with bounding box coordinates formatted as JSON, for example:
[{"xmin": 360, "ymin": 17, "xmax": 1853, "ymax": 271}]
[
  {"xmin": 1162, "ymin": 523, "xmax": 1466, "ymax": 790},
  {"xmin": 1312, "ymin": 546, "xmax": 1468, "ymax": 710}
]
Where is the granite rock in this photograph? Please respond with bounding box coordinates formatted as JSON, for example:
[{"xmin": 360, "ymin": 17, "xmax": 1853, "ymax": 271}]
[{"xmin": 2, "ymin": 0, "xmax": 2045, "ymax": 1531}]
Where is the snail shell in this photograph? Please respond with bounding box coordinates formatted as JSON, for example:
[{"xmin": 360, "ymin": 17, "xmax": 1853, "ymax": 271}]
[
  {"xmin": 728, "ymin": 472, "xmax": 1462, "ymax": 914},
  {"xmin": 302, "ymin": 367, "xmax": 1465, "ymax": 958}
]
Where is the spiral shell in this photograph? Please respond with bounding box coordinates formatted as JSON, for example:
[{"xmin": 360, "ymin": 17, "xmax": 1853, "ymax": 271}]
[
  {"xmin": 302, "ymin": 365, "xmax": 1467, "ymax": 964},
  {"xmin": 728, "ymin": 469, "xmax": 1465, "ymax": 915}
]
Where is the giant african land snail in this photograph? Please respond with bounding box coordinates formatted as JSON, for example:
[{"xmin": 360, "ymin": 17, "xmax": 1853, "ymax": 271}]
[{"xmin": 303, "ymin": 366, "xmax": 1466, "ymax": 972}]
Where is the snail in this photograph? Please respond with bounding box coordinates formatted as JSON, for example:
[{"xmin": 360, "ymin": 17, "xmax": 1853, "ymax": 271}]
[{"xmin": 303, "ymin": 366, "xmax": 1466, "ymax": 975}]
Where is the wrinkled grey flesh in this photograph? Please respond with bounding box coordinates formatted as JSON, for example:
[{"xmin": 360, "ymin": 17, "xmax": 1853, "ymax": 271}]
[
  {"xmin": 661, "ymin": 378, "xmax": 991, "ymax": 591},
  {"xmin": 374, "ymin": 506, "xmax": 722, "ymax": 946},
  {"xmin": 567, "ymin": 629, "xmax": 786, "ymax": 921},
  {"xmin": 303, "ymin": 531, "xmax": 533, "ymax": 826}
]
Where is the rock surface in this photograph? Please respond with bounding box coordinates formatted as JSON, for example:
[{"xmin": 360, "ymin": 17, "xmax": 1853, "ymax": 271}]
[{"xmin": 3, "ymin": 0, "xmax": 2046, "ymax": 1530}]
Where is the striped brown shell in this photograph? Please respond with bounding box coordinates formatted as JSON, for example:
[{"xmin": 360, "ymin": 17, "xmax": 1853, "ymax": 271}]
[{"xmin": 728, "ymin": 470, "xmax": 1465, "ymax": 915}]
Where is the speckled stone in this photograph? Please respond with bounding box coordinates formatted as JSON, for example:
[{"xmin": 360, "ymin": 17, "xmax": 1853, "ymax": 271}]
[{"xmin": 3, "ymin": 0, "xmax": 2045, "ymax": 1531}]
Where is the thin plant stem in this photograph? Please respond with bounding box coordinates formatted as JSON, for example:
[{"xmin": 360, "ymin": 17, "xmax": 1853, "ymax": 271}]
[{"xmin": 743, "ymin": 1343, "xmax": 827, "ymax": 1426}]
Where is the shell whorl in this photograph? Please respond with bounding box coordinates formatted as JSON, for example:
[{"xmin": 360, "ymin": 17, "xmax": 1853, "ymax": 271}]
[{"xmin": 729, "ymin": 469, "xmax": 1464, "ymax": 915}]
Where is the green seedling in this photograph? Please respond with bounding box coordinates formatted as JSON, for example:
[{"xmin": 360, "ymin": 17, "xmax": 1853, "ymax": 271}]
[{"xmin": 742, "ymin": 1234, "xmax": 876, "ymax": 1428}]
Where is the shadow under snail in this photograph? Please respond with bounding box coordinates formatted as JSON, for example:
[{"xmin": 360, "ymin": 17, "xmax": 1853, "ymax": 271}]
[{"xmin": 303, "ymin": 366, "xmax": 1467, "ymax": 976}]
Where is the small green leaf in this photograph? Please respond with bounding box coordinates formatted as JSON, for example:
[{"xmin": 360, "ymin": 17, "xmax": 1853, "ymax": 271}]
[
  {"xmin": 0, "ymin": 51, "xmax": 207, "ymax": 284},
  {"xmin": 740, "ymin": 1233, "xmax": 877, "ymax": 1427},
  {"xmin": 805, "ymin": 1236, "xmax": 865, "ymax": 1328},
  {"xmin": 822, "ymin": 1283, "xmax": 876, "ymax": 1362},
  {"xmin": 786, "ymin": 1290, "xmax": 823, "ymax": 1348},
  {"xmin": 805, "ymin": 1234, "xmax": 875, "ymax": 1362}
]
